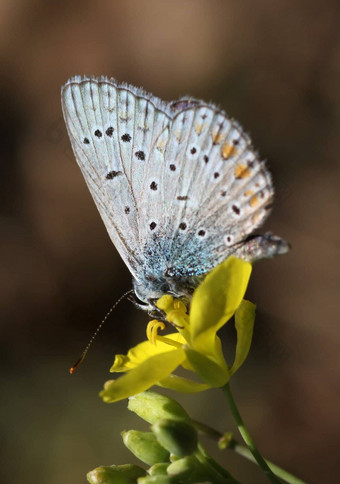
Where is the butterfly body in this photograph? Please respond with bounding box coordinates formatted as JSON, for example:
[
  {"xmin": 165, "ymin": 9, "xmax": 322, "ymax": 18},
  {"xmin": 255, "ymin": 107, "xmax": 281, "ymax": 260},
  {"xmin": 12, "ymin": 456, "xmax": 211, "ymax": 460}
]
[{"xmin": 61, "ymin": 76, "xmax": 289, "ymax": 307}]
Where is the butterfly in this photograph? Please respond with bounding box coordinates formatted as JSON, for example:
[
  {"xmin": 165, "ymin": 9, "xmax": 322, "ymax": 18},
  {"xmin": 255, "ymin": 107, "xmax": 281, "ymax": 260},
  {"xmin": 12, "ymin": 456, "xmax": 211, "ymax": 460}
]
[{"xmin": 61, "ymin": 76, "xmax": 289, "ymax": 310}]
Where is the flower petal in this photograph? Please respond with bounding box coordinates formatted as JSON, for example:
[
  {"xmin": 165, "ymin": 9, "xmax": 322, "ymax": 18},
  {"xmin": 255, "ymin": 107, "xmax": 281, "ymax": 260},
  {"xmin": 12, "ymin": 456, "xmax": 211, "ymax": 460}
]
[
  {"xmin": 110, "ymin": 333, "xmax": 186, "ymax": 372},
  {"xmin": 158, "ymin": 374, "xmax": 210, "ymax": 393},
  {"xmin": 190, "ymin": 257, "xmax": 252, "ymax": 354},
  {"xmin": 101, "ymin": 349, "xmax": 186, "ymax": 403},
  {"xmin": 230, "ymin": 299, "xmax": 256, "ymax": 375},
  {"xmin": 184, "ymin": 348, "xmax": 230, "ymax": 387}
]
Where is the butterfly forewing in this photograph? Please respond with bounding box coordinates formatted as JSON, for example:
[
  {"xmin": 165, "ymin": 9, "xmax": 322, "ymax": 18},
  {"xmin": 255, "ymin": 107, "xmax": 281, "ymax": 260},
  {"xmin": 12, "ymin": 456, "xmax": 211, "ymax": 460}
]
[{"xmin": 61, "ymin": 77, "xmax": 172, "ymax": 280}]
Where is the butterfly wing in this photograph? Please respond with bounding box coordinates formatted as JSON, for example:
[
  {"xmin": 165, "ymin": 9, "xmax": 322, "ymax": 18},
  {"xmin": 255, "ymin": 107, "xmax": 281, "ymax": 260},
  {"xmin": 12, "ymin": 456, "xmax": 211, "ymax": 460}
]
[
  {"xmin": 137, "ymin": 100, "xmax": 275, "ymax": 284},
  {"xmin": 61, "ymin": 76, "xmax": 171, "ymax": 280},
  {"xmin": 62, "ymin": 78, "xmax": 288, "ymax": 302}
]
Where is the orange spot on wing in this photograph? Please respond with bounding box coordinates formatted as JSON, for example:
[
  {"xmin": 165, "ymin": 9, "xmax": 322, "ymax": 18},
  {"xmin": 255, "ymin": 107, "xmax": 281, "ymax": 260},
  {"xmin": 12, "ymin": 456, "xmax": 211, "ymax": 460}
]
[
  {"xmin": 250, "ymin": 194, "xmax": 259, "ymax": 207},
  {"xmin": 235, "ymin": 165, "xmax": 251, "ymax": 179},
  {"xmin": 252, "ymin": 212, "xmax": 262, "ymax": 224},
  {"xmin": 195, "ymin": 123, "xmax": 203, "ymax": 135},
  {"xmin": 243, "ymin": 190, "xmax": 253, "ymax": 197},
  {"xmin": 174, "ymin": 129, "xmax": 181, "ymax": 141},
  {"xmin": 221, "ymin": 142, "xmax": 237, "ymax": 159},
  {"xmin": 212, "ymin": 130, "xmax": 224, "ymax": 145}
]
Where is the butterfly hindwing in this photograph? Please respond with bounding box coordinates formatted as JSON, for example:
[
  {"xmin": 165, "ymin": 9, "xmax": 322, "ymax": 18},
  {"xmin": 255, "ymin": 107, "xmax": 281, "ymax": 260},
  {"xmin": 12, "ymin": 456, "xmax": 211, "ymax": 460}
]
[{"xmin": 139, "ymin": 102, "xmax": 274, "ymax": 274}]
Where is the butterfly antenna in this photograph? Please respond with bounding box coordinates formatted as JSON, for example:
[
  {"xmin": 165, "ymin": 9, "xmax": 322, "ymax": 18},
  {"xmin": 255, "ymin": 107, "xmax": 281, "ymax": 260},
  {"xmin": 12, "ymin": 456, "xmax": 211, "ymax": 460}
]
[{"xmin": 69, "ymin": 289, "xmax": 134, "ymax": 374}]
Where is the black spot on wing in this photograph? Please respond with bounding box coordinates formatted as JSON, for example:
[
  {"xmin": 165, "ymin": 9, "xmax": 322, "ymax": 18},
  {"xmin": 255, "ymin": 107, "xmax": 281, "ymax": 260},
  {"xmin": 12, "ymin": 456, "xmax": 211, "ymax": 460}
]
[
  {"xmin": 106, "ymin": 170, "xmax": 122, "ymax": 179},
  {"xmin": 232, "ymin": 205, "xmax": 240, "ymax": 215},
  {"xmin": 121, "ymin": 133, "xmax": 131, "ymax": 142},
  {"xmin": 135, "ymin": 150, "xmax": 145, "ymax": 161}
]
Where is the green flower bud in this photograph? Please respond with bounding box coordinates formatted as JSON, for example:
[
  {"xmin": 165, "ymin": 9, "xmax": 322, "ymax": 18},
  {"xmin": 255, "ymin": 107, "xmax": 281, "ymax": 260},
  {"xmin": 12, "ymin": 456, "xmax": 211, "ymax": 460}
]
[
  {"xmin": 147, "ymin": 463, "xmax": 169, "ymax": 476},
  {"xmin": 122, "ymin": 430, "xmax": 170, "ymax": 466},
  {"xmin": 128, "ymin": 391, "xmax": 190, "ymax": 425},
  {"xmin": 87, "ymin": 464, "xmax": 145, "ymax": 484},
  {"xmin": 167, "ymin": 455, "xmax": 204, "ymax": 480},
  {"xmin": 138, "ymin": 476, "xmax": 174, "ymax": 484},
  {"xmin": 151, "ymin": 419, "xmax": 198, "ymax": 457},
  {"xmin": 218, "ymin": 432, "xmax": 234, "ymax": 450}
]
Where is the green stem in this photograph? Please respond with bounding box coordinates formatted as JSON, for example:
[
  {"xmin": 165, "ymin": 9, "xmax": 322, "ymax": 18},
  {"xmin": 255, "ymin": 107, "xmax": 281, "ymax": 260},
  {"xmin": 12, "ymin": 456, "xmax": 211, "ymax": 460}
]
[
  {"xmin": 195, "ymin": 443, "xmax": 241, "ymax": 484},
  {"xmin": 222, "ymin": 383, "xmax": 281, "ymax": 484},
  {"xmin": 192, "ymin": 419, "xmax": 307, "ymax": 484},
  {"xmin": 231, "ymin": 442, "xmax": 307, "ymax": 484}
]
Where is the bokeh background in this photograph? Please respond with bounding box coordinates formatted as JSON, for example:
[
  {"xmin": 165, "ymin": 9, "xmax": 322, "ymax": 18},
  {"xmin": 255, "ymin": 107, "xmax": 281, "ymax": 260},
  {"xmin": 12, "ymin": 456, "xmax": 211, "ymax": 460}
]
[{"xmin": 1, "ymin": 1, "xmax": 339, "ymax": 483}]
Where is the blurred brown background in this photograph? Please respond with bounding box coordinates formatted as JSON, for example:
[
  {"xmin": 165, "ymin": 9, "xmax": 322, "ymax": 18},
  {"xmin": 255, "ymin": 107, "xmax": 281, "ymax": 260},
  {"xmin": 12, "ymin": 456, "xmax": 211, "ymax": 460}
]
[{"xmin": 1, "ymin": 1, "xmax": 339, "ymax": 483}]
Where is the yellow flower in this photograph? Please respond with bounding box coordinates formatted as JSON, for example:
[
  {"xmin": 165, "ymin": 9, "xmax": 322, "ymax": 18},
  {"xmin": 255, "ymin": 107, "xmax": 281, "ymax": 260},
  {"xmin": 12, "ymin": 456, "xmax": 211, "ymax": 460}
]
[{"xmin": 100, "ymin": 257, "xmax": 255, "ymax": 403}]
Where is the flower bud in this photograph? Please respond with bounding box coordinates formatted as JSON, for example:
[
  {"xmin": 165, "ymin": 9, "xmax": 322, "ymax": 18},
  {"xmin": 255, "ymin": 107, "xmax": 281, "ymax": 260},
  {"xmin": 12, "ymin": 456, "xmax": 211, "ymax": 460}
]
[
  {"xmin": 138, "ymin": 476, "xmax": 174, "ymax": 484},
  {"xmin": 151, "ymin": 419, "xmax": 198, "ymax": 457},
  {"xmin": 147, "ymin": 463, "xmax": 169, "ymax": 476},
  {"xmin": 122, "ymin": 430, "xmax": 169, "ymax": 466},
  {"xmin": 128, "ymin": 391, "xmax": 190, "ymax": 425},
  {"xmin": 218, "ymin": 432, "xmax": 234, "ymax": 450},
  {"xmin": 167, "ymin": 455, "xmax": 207, "ymax": 481},
  {"xmin": 87, "ymin": 464, "xmax": 145, "ymax": 484}
]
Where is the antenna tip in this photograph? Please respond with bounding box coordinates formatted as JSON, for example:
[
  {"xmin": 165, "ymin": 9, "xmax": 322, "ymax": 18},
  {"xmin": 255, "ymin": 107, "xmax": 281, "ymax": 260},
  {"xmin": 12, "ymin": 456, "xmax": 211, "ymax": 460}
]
[{"xmin": 69, "ymin": 354, "xmax": 85, "ymax": 374}]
